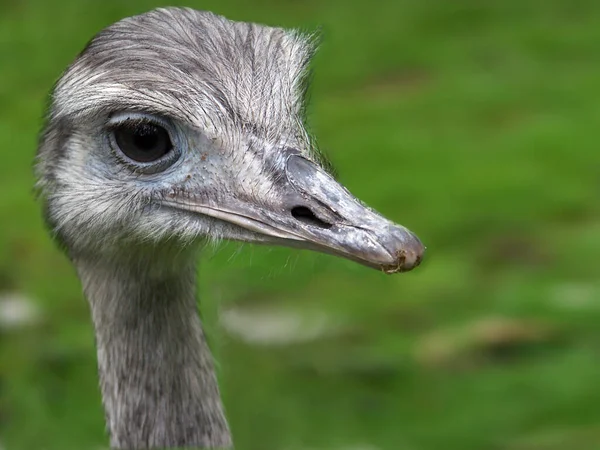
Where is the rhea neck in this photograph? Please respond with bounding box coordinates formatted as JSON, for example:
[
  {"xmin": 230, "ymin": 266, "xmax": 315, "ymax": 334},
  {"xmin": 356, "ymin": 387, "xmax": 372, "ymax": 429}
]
[{"xmin": 74, "ymin": 246, "xmax": 232, "ymax": 449}]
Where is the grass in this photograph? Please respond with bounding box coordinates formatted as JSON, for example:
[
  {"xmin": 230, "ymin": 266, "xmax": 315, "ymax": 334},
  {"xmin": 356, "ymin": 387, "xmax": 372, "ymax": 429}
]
[{"xmin": 2, "ymin": 0, "xmax": 600, "ymax": 449}]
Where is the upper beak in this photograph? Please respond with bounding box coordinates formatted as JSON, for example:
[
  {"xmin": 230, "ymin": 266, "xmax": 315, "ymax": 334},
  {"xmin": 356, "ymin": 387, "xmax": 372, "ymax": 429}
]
[{"xmin": 164, "ymin": 154, "xmax": 425, "ymax": 274}]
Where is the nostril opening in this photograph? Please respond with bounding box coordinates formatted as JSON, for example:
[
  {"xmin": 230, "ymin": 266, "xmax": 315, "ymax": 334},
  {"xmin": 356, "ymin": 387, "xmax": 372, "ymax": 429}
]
[{"xmin": 291, "ymin": 206, "xmax": 332, "ymax": 229}]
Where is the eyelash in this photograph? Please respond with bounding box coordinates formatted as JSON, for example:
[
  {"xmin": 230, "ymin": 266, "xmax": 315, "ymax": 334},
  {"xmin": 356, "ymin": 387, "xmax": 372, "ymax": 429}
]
[
  {"xmin": 106, "ymin": 118, "xmax": 153, "ymax": 133},
  {"xmin": 106, "ymin": 112, "xmax": 169, "ymax": 131}
]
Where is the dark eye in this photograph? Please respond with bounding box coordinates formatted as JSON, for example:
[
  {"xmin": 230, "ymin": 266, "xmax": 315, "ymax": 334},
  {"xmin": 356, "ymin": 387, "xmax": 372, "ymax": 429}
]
[{"xmin": 112, "ymin": 122, "xmax": 172, "ymax": 163}]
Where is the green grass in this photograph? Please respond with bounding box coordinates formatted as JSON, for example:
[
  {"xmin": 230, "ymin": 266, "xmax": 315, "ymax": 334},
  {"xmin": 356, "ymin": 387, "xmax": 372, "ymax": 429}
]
[{"xmin": 2, "ymin": 0, "xmax": 600, "ymax": 449}]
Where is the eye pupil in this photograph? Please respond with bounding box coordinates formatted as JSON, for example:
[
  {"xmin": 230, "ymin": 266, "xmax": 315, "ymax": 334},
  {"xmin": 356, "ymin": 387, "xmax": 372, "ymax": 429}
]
[
  {"xmin": 134, "ymin": 125, "xmax": 159, "ymax": 150},
  {"xmin": 113, "ymin": 121, "xmax": 172, "ymax": 163}
]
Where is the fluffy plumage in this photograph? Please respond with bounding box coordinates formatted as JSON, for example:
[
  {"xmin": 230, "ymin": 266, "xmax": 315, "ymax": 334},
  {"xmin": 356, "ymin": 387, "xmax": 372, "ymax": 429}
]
[
  {"xmin": 35, "ymin": 9, "xmax": 327, "ymax": 448},
  {"xmin": 34, "ymin": 7, "xmax": 424, "ymax": 450},
  {"xmin": 36, "ymin": 8, "xmax": 328, "ymax": 259}
]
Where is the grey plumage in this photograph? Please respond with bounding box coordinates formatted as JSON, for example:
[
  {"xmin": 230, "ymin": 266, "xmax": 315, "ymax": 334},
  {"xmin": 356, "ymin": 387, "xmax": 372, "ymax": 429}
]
[
  {"xmin": 37, "ymin": 8, "xmax": 321, "ymax": 255},
  {"xmin": 40, "ymin": 7, "xmax": 318, "ymax": 171},
  {"xmin": 35, "ymin": 6, "xmax": 424, "ymax": 450}
]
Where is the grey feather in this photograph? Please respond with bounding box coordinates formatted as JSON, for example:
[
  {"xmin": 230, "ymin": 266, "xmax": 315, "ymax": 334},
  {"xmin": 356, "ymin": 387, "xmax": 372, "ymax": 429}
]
[
  {"xmin": 33, "ymin": 6, "xmax": 424, "ymax": 450},
  {"xmin": 35, "ymin": 8, "xmax": 326, "ymax": 449}
]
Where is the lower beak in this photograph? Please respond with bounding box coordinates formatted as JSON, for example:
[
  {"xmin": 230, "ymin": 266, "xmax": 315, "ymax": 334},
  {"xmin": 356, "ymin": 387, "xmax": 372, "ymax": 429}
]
[{"xmin": 164, "ymin": 155, "xmax": 425, "ymax": 274}]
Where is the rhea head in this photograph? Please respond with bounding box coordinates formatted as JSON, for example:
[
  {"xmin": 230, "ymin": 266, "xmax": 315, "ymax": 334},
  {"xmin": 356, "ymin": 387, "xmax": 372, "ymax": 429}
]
[{"xmin": 35, "ymin": 7, "xmax": 424, "ymax": 272}]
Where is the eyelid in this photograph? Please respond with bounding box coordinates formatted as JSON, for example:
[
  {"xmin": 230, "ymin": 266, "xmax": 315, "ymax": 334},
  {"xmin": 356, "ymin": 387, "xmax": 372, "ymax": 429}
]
[{"xmin": 107, "ymin": 112, "xmax": 170, "ymax": 129}]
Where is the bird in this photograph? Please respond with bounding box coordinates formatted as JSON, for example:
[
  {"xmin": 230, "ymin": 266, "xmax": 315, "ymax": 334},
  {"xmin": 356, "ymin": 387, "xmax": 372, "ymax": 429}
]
[{"xmin": 34, "ymin": 7, "xmax": 424, "ymax": 450}]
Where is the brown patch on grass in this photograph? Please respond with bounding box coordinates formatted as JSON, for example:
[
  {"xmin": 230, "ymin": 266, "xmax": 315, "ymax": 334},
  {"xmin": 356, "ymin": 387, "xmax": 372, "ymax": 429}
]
[
  {"xmin": 358, "ymin": 67, "xmax": 433, "ymax": 99},
  {"xmin": 477, "ymin": 232, "xmax": 554, "ymax": 269},
  {"xmin": 504, "ymin": 426, "xmax": 600, "ymax": 450},
  {"xmin": 382, "ymin": 304, "xmax": 433, "ymax": 333},
  {"xmin": 479, "ymin": 108, "xmax": 533, "ymax": 131},
  {"xmin": 414, "ymin": 316, "xmax": 561, "ymax": 370}
]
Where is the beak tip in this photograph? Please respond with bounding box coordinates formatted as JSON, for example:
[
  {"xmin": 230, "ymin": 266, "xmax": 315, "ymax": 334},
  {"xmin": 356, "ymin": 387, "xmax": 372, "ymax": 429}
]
[{"xmin": 380, "ymin": 238, "xmax": 425, "ymax": 274}]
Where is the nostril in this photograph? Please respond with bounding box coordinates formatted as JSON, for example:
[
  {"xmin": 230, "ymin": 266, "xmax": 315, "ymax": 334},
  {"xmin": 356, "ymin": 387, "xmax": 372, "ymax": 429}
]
[{"xmin": 291, "ymin": 206, "xmax": 332, "ymax": 229}]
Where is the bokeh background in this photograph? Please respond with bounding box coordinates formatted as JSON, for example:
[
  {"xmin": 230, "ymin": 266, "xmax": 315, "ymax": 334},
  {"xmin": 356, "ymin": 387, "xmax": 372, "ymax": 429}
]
[{"xmin": 2, "ymin": 0, "xmax": 600, "ymax": 449}]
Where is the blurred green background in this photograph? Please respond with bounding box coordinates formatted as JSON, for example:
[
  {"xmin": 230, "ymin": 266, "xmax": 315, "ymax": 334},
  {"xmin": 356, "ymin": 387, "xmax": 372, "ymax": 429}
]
[{"xmin": 2, "ymin": 0, "xmax": 600, "ymax": 449}]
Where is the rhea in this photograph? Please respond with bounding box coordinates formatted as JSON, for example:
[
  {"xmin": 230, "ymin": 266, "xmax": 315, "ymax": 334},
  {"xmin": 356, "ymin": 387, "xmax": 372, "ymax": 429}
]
[{"xmin": 35, "ymin": 7, "xmax": 424, "ymax": 450}]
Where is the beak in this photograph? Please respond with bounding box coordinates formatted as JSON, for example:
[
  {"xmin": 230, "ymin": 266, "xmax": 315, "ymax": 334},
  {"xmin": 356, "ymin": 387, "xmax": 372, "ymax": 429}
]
[{"xmin": 164, "ymin": 154, "xmax": 425, "ymax": 274}]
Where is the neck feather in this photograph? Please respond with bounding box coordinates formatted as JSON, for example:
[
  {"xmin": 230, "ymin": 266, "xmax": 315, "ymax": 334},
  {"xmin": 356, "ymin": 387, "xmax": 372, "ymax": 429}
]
[{"xmin": 75, "ymin": 254, "xmax": 232, "ymax": 449}]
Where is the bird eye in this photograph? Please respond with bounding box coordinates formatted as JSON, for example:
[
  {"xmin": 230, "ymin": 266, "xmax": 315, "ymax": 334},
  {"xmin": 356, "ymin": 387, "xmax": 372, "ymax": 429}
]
[{"xmin": 112, "ymin": 122, "xmax": 173, "ymax": 163}]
